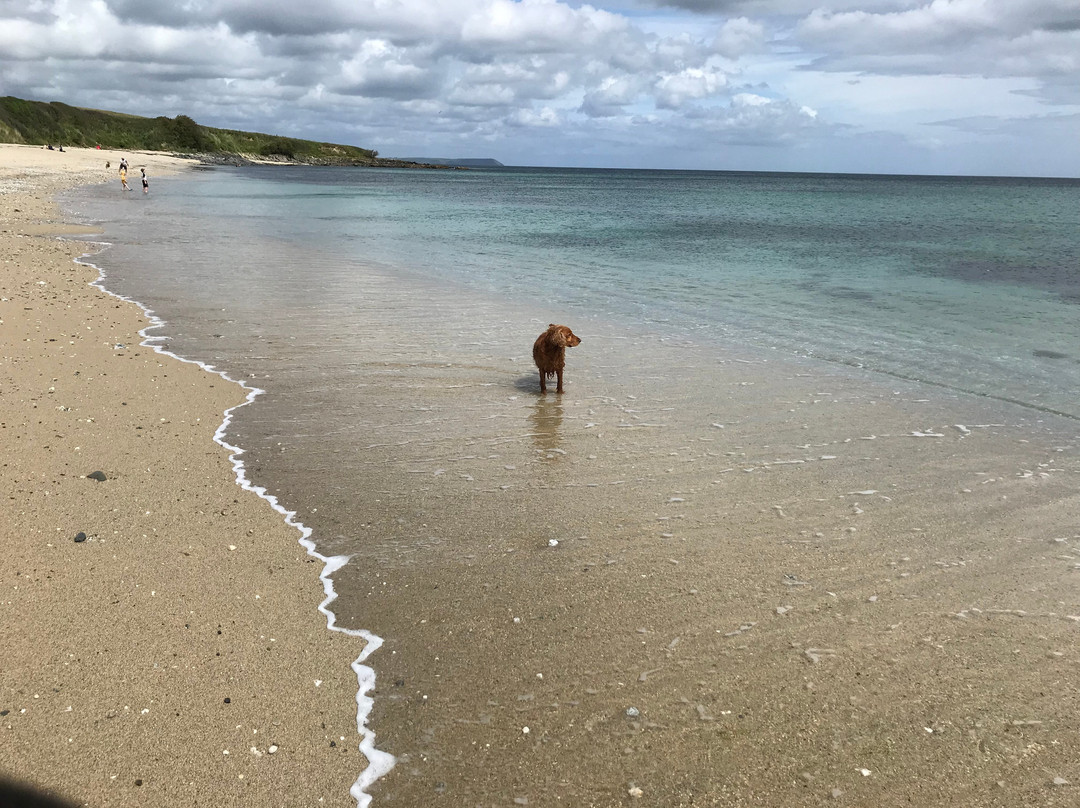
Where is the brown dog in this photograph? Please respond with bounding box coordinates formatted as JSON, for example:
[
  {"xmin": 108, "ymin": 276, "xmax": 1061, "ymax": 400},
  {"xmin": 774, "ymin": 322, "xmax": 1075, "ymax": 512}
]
[{"xmin": 533, "ymin": 324, "xmax": 581, "ymax": 394}]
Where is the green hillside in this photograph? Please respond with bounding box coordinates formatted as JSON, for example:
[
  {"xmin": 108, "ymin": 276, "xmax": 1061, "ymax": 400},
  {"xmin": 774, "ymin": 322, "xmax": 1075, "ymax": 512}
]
[{"xmin": 0, "ymin": 96, "xmax": 400, "ymax": 166}]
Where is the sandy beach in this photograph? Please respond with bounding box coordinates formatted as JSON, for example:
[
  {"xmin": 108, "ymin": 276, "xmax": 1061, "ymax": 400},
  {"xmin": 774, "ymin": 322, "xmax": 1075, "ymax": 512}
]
[
  {"xmin": 262, "ymin": 309, "xmax": 1080, "ymax": 808},
  {"xmin": 4, "ymin": 143, "xmax": 1080, "ymax": 808},
  {"xmin": 1, "ymin": 145, "xmax": 378, "ymax": 806}
]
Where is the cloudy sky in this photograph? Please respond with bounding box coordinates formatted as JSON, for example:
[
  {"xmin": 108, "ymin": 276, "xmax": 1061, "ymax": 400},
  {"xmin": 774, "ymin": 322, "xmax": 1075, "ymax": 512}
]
[{"xmin": 1, "ymin": 0, "xmax": 1078, "ymax": 176}]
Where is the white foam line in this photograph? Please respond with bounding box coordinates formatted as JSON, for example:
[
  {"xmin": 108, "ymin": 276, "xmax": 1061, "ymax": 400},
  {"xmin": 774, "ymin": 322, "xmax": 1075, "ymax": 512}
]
[{"xmin": 74, "ymin": 242, "xmax": 395, "ymax": 807}]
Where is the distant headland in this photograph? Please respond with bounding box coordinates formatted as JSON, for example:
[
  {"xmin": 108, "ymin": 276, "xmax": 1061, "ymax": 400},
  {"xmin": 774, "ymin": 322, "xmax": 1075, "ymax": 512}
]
[{"xmin": 0, "ymin": 95, "xmax": 445, "ymax": 168}]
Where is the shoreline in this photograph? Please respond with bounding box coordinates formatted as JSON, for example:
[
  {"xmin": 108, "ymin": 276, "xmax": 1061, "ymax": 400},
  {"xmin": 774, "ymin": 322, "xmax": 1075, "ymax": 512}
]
[
  {"xmin": 0, "ymin": 145, "xmax": 384, "ymax": 805},
  {"xmin": 11, "ymin": 149, "xmax": 1080, "ymax": 807},
  {"xmin": 74, "ymin": 243, "xmax": 396, "ymax": 804},
  {"xmin": 125, "ymin": 176, "xmax": 1080, "ymax": 806}
]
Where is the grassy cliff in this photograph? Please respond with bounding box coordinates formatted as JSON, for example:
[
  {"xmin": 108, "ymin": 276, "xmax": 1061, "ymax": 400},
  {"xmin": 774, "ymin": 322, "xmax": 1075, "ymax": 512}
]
[{"xmin": 0, "ymin": 96, "xmax": 394, "ymax": 165}]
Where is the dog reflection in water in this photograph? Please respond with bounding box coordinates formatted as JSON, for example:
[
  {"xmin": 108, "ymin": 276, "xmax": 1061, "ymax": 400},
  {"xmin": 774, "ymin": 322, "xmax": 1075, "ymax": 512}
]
[
  {"xmin": 532, "ymin": 324, "xmax": 581, "ymax": 394},
  {"xmin": 529, "ymin": 397, "xmax": 565, "ymax": 453}
]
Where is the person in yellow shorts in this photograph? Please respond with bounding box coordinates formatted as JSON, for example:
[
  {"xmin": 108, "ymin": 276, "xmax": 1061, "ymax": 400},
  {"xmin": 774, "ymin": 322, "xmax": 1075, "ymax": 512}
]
[{"xmin": 120, "ymin": 166, "xmax": 129, "ymax": 191}]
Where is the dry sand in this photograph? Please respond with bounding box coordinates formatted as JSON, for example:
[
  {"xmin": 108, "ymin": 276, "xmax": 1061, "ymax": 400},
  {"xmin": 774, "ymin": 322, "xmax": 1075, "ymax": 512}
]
[{"xmin": 1, "ymin": 145, "xmax": 379, "ymax": 806}]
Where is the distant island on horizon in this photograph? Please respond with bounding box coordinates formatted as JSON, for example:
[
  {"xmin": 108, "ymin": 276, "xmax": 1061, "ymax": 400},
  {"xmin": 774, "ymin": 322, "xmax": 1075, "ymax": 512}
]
[{"xmin": 396, "ymin": 157, "xmax": 505, "ymax": 168}]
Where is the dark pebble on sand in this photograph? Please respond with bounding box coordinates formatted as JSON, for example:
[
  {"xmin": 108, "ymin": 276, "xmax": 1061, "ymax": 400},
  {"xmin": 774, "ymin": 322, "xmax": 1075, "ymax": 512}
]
[
  {"xmin": 394, "ymin": 679, "xmax": 405, "ymax": 687},
  {"xmin": 223, "ymin": 697, "xmax": 231, "ymax": 703},
  {"xmin": 86, "ymin": 471, "xmax": 107, "ymax": 482},
  {"xmin": 74, "ymin": 532, "xmax": 87, "ymax": 543},
  {"xmin": 330, "ymin": 741, "xmax": 336, "ymax": 748},
  {"xmin": 134, "ymin": 779, "xmax": 142, "ymax": 786}
]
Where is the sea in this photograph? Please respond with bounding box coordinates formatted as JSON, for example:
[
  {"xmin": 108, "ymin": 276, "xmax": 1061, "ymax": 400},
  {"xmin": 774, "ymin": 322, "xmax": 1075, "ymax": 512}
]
[
  {"xmin": 60, "ymin": 165, "xmax": 1080, "ymax": 800},
  {"xmin": 64, "ymin": 166, "xmax": 1080, "ymax": 420}
]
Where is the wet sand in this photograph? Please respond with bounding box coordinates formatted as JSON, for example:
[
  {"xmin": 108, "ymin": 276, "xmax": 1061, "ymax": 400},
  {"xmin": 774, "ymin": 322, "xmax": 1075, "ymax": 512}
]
[
  {"xmin": 212, "ymin": 257, "xmax": 1080, "ymax": 806},
  {"xmin": 0, "ymin": 145, "xmax": 378, "ymax": 806}
]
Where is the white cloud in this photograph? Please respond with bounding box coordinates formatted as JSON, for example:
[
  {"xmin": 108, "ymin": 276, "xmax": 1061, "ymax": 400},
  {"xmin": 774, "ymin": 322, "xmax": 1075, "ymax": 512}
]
[
  {"xmin": 797, "ymin": 0, "xmax": 1080, "ymax": 85},
  {"xmin": 460, "ymin": 0, "xmax": 630, "ymax": 51},
  {"xmin": 655, "ymin": 64, "xmax": 730, "ymax": 108},
  {"xmin": 702, "ymin": 92, "xmax": 825, "ymax": 144},
  {"xmin": 0, "ymin": 0, "xmax": 1076, "ymax": 173},
  {"xmin": 509, "ymin": 105, "xmax": 562, "ymax": 127},
  {"xmin": 334, "ymin": 39, "xmax": 437, "ymax": 99},
  {"xmin": 581, "ymin": 75, "xmax": 646, "ymax": 117},
  {"xmin": 711, "ymin": 16, "xmax": 767, "ymax": 58}
]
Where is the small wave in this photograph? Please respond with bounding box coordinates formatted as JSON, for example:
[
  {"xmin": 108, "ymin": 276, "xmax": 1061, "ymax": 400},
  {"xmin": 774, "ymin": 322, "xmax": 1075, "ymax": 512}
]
[{"xmin": 73, "ymin": 241, "xmax": 394, "ymax": 807}]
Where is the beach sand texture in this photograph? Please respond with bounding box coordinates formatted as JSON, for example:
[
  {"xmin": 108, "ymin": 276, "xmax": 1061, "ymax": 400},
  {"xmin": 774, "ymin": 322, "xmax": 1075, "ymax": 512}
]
[
  {"xmin": 4, "ymin": 144, "xmax": 1080, "ymax": 808},
  {"xmin": 254, "ymin": 305, "xmax": 1080, "ymax": 808},
  {"xmin": 1, "ymin": 146, "xmax": 375, "ymax": 806}
]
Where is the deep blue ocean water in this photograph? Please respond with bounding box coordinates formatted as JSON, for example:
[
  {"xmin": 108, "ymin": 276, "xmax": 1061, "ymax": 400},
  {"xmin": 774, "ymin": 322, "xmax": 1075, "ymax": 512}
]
[{"xmin": 67, "ymin": 165, "xmax": 1080, "ymax": 419}]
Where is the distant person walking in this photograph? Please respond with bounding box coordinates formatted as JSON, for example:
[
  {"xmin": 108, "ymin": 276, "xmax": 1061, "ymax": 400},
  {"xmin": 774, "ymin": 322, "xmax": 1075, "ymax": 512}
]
[
  {"xmin": 119, "ymin": 166, "xmax": 129, "ymax": 191},
  {"xmin": 141, "ymin": 168, "xmax": 149, "ymax": 194},
  {"xmin": 119, "ymin": 157, "xmax": 128, "ymax": 172}
]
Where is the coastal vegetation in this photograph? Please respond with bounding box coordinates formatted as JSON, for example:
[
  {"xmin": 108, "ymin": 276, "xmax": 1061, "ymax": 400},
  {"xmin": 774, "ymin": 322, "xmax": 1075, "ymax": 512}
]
[{"xmin": 0, "ymin": 95, "xmax": 411, "ymax": 166}]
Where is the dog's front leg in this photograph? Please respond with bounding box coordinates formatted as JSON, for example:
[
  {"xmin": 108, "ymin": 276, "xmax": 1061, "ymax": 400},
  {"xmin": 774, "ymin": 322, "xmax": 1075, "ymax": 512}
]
[
  {"xmin": 539, "ymin": 370, "xmax": 547, "ymax": 393},
  {"xmin": 556, "ymin": 369, "xmax": 564, "ymax": 393}
]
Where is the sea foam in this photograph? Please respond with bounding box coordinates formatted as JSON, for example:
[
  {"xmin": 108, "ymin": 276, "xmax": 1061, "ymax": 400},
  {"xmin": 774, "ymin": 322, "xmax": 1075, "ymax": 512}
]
[{"xmin": 76, "ymin": 243, "xmax": 394, "ymax": 807}]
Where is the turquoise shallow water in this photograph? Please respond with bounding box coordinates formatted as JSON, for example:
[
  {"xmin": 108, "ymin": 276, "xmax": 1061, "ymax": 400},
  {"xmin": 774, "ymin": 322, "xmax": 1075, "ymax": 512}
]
[{"xmin": 66, "ymin": 165, "xmax": 1080, "ymax": 418}]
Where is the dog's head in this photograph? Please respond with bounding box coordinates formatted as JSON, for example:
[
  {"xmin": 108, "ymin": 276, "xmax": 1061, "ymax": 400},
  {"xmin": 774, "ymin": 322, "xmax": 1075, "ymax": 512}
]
[{"xmin": 547, "ymin": 324, "xmax": 581, "ymax": 349}]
